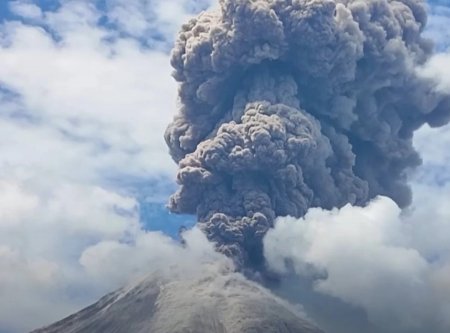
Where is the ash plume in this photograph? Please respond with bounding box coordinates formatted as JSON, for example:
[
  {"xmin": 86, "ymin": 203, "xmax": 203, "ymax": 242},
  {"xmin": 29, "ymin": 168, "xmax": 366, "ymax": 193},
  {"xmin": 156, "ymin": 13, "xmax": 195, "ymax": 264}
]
[{"xmin": 165, "ymin": 0, "xmax": 450, "ymax": 270}]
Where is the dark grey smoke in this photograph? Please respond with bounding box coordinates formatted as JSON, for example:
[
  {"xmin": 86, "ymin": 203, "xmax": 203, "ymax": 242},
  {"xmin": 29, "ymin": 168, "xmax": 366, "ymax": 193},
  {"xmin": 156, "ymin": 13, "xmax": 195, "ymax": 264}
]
[{"xmin": 165, "ymin": 0, "xmax": 450, "ymax": 270}]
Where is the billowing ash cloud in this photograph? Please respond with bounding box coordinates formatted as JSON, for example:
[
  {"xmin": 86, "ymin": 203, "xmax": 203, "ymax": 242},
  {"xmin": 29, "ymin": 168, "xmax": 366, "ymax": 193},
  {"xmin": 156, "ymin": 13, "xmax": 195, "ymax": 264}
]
[{"xmin": 165, "ymin": 0, "xmax": 450, "ymax": 269}]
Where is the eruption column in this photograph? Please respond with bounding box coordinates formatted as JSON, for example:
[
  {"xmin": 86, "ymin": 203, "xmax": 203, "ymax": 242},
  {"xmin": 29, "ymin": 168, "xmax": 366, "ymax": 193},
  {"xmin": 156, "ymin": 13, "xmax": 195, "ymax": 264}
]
[{"xmin": 165, "ymin": 0, "xmax": 450, "ymax": 270}]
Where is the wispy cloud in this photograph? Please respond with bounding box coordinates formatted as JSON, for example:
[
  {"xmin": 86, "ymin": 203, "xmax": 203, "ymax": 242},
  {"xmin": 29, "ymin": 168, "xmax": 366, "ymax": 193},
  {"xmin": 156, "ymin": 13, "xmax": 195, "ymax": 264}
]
[
  {"xmin": 425, "ymin": 1, "xmax": 450, "ymax": 51},
  {"xmin": 414, "ymin": 1, "xmax": 450, "ymax": 186}
]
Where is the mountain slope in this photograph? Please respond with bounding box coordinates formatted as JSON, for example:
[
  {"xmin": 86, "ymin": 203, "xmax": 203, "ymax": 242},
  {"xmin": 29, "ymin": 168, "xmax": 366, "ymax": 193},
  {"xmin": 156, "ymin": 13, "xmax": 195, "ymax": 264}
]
[{"xmin": 32, "ymin": 268, "xmax": 324, "ymax": 333}]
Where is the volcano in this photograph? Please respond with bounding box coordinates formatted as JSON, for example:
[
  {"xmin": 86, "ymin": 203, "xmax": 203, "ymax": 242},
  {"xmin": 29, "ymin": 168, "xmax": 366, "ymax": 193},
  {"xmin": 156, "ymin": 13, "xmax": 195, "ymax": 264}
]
[{"xmin": 32, "ymin": 267, "xmax": 324, "ymax": 333}]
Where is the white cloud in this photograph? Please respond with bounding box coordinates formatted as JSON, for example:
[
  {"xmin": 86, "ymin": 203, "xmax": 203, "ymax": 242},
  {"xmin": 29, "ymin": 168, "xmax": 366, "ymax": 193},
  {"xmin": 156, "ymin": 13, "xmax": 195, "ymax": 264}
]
[
  {"xmin": 403, "ymin": 182, "xmax": 450, "ymax": 261},
  {"xmin": 264, "ymin": 195, "xmax": 450, "ymax": 333},
  {"xmin": 0, "ymin": 1, "xmax": 216, "ymax": 332},
  {"xmin": 414, "ymin": 52, "xmax": 450, "ymax": 186},
  {"xmin": 0, "ymin": 180, "xmax": 38, "ymax": 224},
  {"xmin": 0, "ymin": 176, "xmax": 140, "ymax": 333},
  {"xmin": 0, "ymin": 245, "xmax": 69, "ymax": 333},
  {"xmin": 9, "ymin": 0, "xmax": 43, "ymax": 20},
  {"xmin": 414, "ymin": 2, "xmax": 450, "ymax": 181},
  {"xmin": 79, "ymin": 227, "xmax": 226, "ymax": 290},
  {"xmin": 0, "ymin": 14, "xmax": 178, "ymax": 178},
  {"xmin": 311, "ymin": 10, "xmax": 450, "ymax": 327},
  {"xmin": 0, "ymin": 167, "xmax": 221, "ymax": 332},
  {"xmin": 0, "ymin": 0, "xmax": 448, "ymax": 332},
  {"xmin": 106, "ymin": 0, "xmax": 217, "ymax": 45},
  {"xmin": 0, "ymin": 194, "xmax": 220, "ymax": 333},
  {"xmin": 417, "ymin": 53, "xmax": 450, "ymax": 94},
  {"xmin": 424, "ymin": 2, "xmax": 450, "ymax": 50}
]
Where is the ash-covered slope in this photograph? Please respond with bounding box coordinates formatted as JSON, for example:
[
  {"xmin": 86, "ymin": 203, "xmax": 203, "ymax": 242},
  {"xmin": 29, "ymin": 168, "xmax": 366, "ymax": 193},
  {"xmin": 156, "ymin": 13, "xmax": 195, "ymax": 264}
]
[{"xmin": 32, "ymin": 268, "xmax": 323, "ymax": 333}]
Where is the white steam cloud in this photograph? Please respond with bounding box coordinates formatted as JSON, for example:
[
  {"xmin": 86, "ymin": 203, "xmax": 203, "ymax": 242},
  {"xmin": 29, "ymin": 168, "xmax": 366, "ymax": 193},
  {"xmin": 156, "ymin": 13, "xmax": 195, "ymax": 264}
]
[{"xmin": 264, "ymin": 192, "xmax": 450, "ymax": 333}]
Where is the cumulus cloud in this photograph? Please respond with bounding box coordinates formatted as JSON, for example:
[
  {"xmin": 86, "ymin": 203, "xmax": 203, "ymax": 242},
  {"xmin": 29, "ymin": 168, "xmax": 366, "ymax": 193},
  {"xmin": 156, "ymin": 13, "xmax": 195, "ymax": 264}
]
[
  {"xmin": 0, "ymin": 1, "xmax": 215, "ymax": 332},
  {"xmin": 264, "ymin": 194, "xmax": 450, "ymax": 333},
  {"xmin": 0, "ymin": 170, "xmax": 223, "ymax": 333},
  {"xmin": 3, "ymin": 222, "xmax": 229, "ymax": 333},
  {"xmin": 0, "ymin": 176, "xmax": 141, "ymax": 333},
  {"xmin": 418, "ymin": 53, "xmax": 450, "ymax": 94},
  {"xmin": 79, "ymin": 227, "xmax": 225, "ymax": 290},
  {"xmin": 0, "ymin": 6, "xmax": 177, "ymax": 178}
]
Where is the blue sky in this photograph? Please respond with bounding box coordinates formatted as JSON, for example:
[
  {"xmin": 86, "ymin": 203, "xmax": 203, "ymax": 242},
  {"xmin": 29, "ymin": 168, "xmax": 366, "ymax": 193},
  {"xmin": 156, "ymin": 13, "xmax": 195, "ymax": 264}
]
[
  {"xmin": 0, "ymin": 1, "xmax": 208, "ymax": 331},
  {"xmin": 0, "ymin": 1, "xmax": 448, "ymax": 333},
  {"xmin": 0, "ymin": 0, "xmax": 199, "ymax": 237},
  {"xmin": 0, "ymin": 0, "xmax": 444, "ymax": 240}
]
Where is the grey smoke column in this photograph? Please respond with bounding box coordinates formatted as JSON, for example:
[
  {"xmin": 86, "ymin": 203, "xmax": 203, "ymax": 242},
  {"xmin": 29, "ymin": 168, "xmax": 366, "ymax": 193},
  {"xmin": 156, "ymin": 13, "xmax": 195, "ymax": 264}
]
[{"xmin": 165, "ymin": 0, "xmax": 450, "ymax": 269}]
